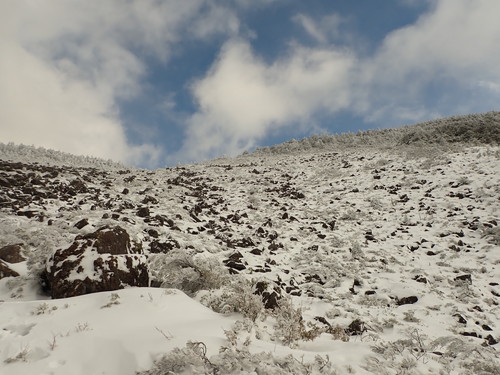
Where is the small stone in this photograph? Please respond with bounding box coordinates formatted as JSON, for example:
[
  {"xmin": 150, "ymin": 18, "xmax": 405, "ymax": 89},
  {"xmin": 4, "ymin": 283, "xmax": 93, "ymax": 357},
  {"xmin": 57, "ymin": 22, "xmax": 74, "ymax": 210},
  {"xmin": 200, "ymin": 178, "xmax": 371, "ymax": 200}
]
[
  {"xmin": 453, "ymin": 314, "xmax": 467, "ymax": 324},
  {"xmin": 484, "ymin": 334, "xmax": 498, "ymax": 346},
  {"xmin": 396, "ymin": 296, "xmax": 418, "ymax": 306},
  {"xmin": 136, "ymin": 207, "xmax": 150, "ymax": 218},
  {"xmin": 455, "ymin": 274, "xmax": 472, "ymax": 284},
  {"xmin": 74, "ymin": 219, "xmax": 89, "ymax": 229},
  {"xmin": 482, "ymin": 324, "xmax": 493, "ymax": 331},
  {"xmin": 346, "ymin": 319, "xmax": 366, "ymax": 335}
]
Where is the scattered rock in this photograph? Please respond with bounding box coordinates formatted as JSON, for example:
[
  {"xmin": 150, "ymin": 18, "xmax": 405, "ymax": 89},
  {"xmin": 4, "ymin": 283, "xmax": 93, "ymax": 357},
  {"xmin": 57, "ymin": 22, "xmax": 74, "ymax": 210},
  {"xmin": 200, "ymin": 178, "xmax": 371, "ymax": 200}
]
[
  {"xmin": 483, "ymin": 334, "xmax": 498, "ymax": 346},
  {"xmin": 453, "ymin": 314, "xmax": 467, "ymax": 324},
  {"xmin": 137, "ymin": 207, "xmax": 151, "ymax": 218},
  {"xmin": 142, "ymin": 195, "xmax": 159, "ymax": 205},
  {"xmin": 413, "ymin": 275, "xmax": 427, "ymax": 284},
  {"xmin": 74, "ymin": 218, "xmax": 89, "ymax": 229},
  {"xmin": 455, "ymin": 274, "xmax": 472, "ymax": 284},
  {"xmin": 149, "ymin": 239, "xmax": 180, "ymax": 254},
  {"xmin": 17, "ymin": 210, "xmax": 39, "ymax": 218},
  {"xmin": 346, "ymin": 319, "xmax": 366, "ymax": 335},
  {"xmin": 396, "ymin": 296, "xmax": 418, "ymax": 306},
  {"xmin": 482, "ymin": 324, "xmax": 493, "ymax": 331}
]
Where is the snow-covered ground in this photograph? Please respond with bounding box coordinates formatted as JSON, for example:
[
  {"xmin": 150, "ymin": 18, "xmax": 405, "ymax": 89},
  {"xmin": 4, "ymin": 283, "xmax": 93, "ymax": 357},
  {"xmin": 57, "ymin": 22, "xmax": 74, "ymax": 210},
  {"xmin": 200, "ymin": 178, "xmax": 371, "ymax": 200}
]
[{"xmin": 1, "ymin": 118, "xmax": 499, "ymax": 374}]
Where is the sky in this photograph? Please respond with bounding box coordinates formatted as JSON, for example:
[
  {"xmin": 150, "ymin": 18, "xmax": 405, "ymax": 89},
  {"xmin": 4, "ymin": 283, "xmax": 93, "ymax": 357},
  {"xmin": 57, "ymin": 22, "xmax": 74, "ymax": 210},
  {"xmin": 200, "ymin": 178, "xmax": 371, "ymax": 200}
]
[{"xmin": 1, "ymin": 0, "xmax": 499, "ymax": 168}]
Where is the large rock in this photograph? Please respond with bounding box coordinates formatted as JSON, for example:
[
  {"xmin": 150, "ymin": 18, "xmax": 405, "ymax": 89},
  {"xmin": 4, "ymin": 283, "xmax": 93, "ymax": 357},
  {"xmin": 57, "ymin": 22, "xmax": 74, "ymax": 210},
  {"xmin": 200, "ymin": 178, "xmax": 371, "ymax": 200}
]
[
  {"xmin": 0, "ymin": 244, "xmax": 26, "ymax": 263},
  {"xmin": 44, "ymin": 226, "xmax": 148, "ymax": 299}
]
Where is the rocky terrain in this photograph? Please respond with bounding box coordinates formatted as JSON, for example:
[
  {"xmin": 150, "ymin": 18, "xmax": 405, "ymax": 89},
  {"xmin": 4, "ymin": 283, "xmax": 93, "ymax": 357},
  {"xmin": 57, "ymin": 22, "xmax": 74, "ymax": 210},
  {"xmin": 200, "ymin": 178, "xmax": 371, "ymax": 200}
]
[{"xmin": 0, "ymin": 112, "xmax": 499, "ymax": 374}]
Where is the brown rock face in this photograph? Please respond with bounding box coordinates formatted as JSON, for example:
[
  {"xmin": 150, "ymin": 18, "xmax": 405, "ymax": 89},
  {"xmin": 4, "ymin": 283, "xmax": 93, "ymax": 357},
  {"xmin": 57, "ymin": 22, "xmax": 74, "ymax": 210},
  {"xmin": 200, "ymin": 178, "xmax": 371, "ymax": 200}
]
[
  {"xmin": 44, "ymin": 226, "xmax": 148, "ymax": 299},
  {"xmin": 92, "ymin": 226, "xmax": 130, "ymax": 255},
  {"xmin": 0, "ymin": 244, "xmax": 26, "ymax": 263},
  {"xmin": 0, "ymin": 260, "xmax": 20, "ymax": 279}
]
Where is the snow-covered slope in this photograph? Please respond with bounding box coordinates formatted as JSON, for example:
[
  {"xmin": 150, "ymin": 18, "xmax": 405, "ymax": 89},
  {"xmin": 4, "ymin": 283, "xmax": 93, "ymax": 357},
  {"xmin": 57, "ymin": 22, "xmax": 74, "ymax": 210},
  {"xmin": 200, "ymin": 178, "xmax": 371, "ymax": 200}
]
[
  {"xmin": 0, "ymin": 142, "xmax": 124, "ymax": 169},
  {"xmin": 1, "ymin": 113, "xmax": 499, "ymax": 375}
]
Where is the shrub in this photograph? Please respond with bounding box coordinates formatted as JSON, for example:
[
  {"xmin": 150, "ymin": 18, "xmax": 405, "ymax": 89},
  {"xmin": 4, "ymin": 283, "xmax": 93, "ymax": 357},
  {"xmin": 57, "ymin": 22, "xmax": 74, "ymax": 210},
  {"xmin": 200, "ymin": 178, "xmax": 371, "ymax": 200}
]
[
  {"xmin": 138, "ymin": 342, "xmax": 338, "ymax": 375},
  {"xmin": 148, "ymin": 251, "xmax": 228, "ymax": 296},
  {"xmin": 200, "ymin": 279, "xmax": 264, "ymax": 322},
  {"xmin": 272, "ymin": 298, "xmax": 322, "ymax": 347}
]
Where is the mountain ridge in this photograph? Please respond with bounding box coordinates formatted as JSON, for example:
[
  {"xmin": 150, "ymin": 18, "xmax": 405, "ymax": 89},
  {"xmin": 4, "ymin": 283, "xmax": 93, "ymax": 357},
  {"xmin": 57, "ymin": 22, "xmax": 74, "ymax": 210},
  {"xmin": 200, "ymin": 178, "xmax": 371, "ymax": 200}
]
[
  {"xmin": 252, "ymin": 111, "xmax": 500, "ymax": 156},
  {"xmin": 2, "ymin": 111, "xmax": 499, "ymax": 169}
]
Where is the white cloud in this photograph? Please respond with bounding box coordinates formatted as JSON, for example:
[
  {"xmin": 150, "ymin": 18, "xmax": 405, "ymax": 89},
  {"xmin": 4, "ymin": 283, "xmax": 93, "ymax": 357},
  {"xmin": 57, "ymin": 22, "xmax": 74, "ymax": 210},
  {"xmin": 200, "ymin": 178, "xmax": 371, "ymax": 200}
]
[
  {"xmin": 357, "ymin": 0, "xmax": 500, "ymax": 122},
  {"xmin": 377, "ymin": 0, "xmax": 500, "ymax": 79},
  {"xmin": 0, "ymin": 0, "xmax": 240, "ymax": 167},
  {"xmin": 176, "ymin": 40, "xmax": 354, "ymax": 161},
  {"xmin": 176, "ymin": 0, "xmax": 500, "ymax": 162}
]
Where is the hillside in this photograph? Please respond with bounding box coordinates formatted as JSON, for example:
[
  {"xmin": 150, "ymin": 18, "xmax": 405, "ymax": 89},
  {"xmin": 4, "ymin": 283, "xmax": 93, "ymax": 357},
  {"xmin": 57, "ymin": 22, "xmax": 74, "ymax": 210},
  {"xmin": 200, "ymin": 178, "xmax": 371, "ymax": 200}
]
[
  {"xmin": 0, "ymin": 113, "xmax": 499, "ymax": 375},
  {"xmin": 253, "ymin": 111, "xmax": 500, "ymax": 155}
]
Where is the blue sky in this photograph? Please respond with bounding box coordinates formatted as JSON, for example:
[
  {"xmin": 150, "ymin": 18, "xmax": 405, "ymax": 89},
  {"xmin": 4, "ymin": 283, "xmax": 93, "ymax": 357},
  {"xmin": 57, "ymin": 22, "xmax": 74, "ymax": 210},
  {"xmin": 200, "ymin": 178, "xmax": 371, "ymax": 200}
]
[{"xmin": 1, "ymin": 0, "xmax": 499, "ymax": 168}]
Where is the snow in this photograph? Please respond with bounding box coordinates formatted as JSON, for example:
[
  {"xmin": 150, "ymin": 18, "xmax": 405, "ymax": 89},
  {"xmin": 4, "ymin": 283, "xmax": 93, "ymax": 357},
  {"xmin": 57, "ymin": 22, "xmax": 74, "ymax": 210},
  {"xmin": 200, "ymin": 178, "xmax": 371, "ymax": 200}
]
[
  {"xmin": 0, "ymin": 120, "xmax": 499, "ymax": 374},
  {"xmin": 1, "ymin": 288, "xmax": 235, "ymax": 375}
]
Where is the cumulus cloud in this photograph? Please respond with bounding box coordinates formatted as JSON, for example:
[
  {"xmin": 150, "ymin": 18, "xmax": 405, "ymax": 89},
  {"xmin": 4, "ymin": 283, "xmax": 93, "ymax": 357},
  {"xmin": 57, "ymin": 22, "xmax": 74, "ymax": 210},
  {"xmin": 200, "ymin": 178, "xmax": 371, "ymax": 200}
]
[
  {"xmin": 0, "ymin": 0, "xmax": 239, "ymax": 167},
  {"xmin": 177, "ymin": 40, "xmax": 355, "ymax": 161},
  {"xmin": 357, "ymin": 0, "xmax": 500, "ymax": 121},
  {"xmin": 177, "ymin": 0, "xmax": 500, "ymax": 161}
]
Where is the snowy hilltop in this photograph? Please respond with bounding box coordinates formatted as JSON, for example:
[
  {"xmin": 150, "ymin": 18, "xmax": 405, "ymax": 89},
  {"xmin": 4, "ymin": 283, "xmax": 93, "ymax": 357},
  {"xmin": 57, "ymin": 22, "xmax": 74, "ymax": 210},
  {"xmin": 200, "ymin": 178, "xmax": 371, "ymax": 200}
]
[{"xmin": 0, "ymin": 112, "xmax": 499, "ymax": 375}]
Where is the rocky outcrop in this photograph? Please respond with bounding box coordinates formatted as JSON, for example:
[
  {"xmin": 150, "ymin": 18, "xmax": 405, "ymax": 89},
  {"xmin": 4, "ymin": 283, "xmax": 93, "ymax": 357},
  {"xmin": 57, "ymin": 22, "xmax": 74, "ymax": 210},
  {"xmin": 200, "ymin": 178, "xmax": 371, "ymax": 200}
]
[{"xmin": 43, "ymin": 226, "xmax": 148, "ymax": 299}]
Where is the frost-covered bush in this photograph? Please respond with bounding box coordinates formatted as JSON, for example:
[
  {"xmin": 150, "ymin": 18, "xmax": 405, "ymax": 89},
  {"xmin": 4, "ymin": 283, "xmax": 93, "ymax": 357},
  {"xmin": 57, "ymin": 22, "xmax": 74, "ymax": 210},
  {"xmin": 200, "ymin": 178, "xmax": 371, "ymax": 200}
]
[
  {"xmin": 339, "ymin": 209, "xmax": 359, "ymax": 221},
  {"xmin": 251, "ymin": 112, "xmax": 500, "ymax": 157},
  {"xmin": 200, "ymin": 279, "xmax": 264, "ymax": 322},
  {"xmin": 0, "ymin": 142, "xmax": 123, "ymax": 169},
  {"xmin": 272, "ymin": 298, "xmax": 321, "ymax": 347},
  {"xmin": 137, "ymin": 341, "xmax": 211, "ymax": 375},
  {"xmin": 481, "ymin": 226, "xmax": 500, "ymax": 245},
  {"xmin": 367, "ymin": 331, "xmax": 500, "ymax": 375},
  {"xmin": 139, "ymin": 342, "xmax": 338, "ymax": 375},
  {"xmin": 0, "ymin": 219, "xmax": 73, "ymax": 278},
  {"xmin": 148, "ymin": 251, "xmax": 228, "ymax": 296}
]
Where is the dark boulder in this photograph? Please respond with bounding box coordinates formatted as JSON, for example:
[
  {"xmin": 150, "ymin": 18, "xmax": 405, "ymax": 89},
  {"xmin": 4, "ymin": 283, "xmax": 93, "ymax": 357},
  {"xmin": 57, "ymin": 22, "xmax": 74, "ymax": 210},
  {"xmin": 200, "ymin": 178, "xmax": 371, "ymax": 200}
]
[
  {"xmin": 0, "ymin": 244, "xmax": 26, "ymax": 263},
  {"xmin": 396, "ymin": 296, "xmax": 419, "ymax": 306},
  {"xmin": 137, "ymin": 207, "xmax": 150, "ymax": 218},
  {"xmin": 44, "ymin": 226, "xmax": 148, "ymax": 299},
  {"xmin": 149, "ymin": 239, "xmax": 180, "ymax": 254}
]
